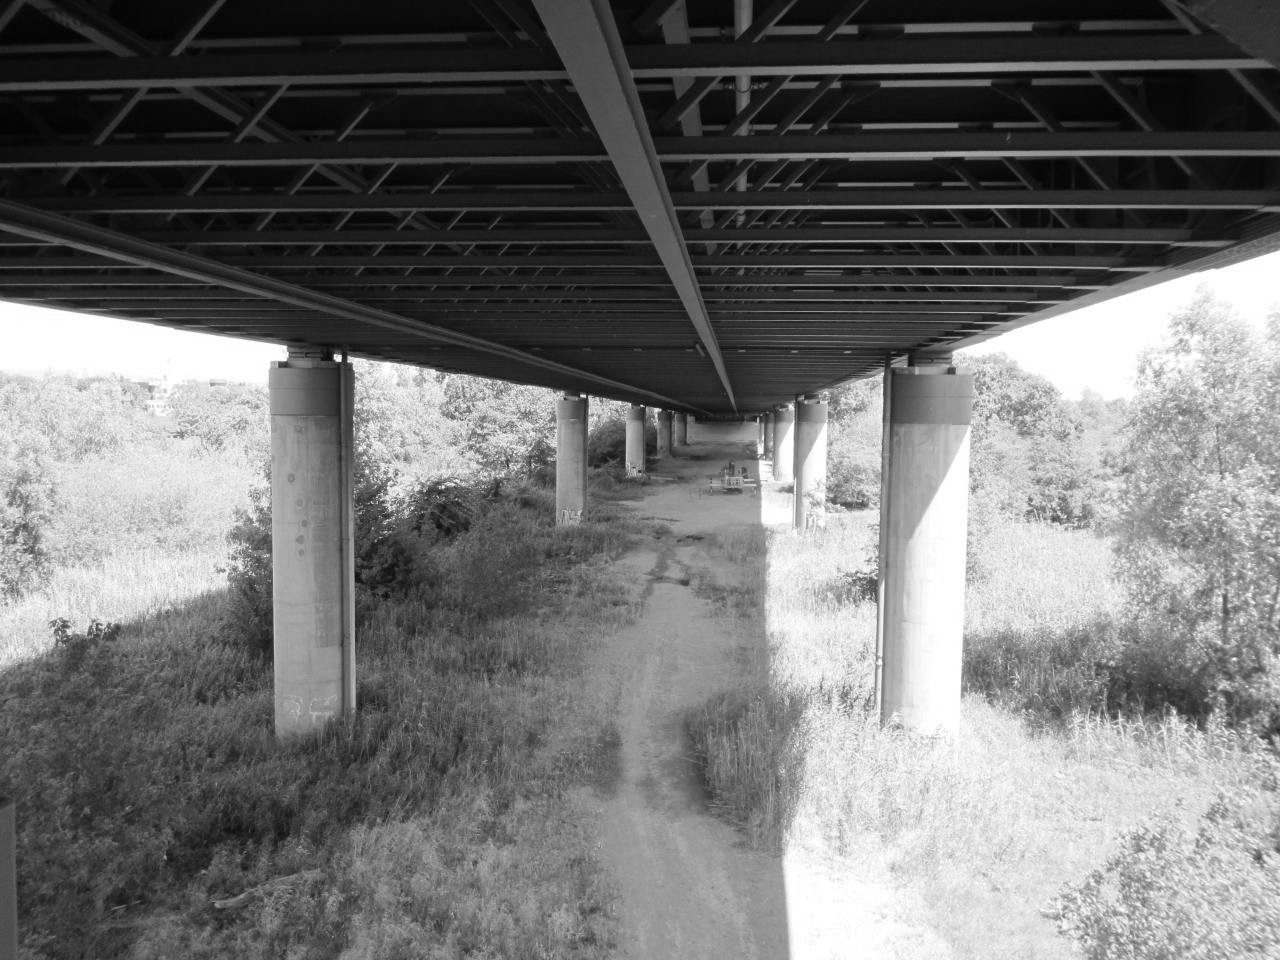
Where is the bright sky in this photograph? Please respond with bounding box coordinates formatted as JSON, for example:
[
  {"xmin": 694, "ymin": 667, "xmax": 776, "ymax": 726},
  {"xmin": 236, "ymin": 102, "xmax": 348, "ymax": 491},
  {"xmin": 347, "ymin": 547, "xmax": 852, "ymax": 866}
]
[
  {"xmin": 2, "ymin": 251, "xmax": 1279, "ymax": 398},
  {"xmin": 964, "ymin": 251, "xmax": 1280, "ymax": 399}
]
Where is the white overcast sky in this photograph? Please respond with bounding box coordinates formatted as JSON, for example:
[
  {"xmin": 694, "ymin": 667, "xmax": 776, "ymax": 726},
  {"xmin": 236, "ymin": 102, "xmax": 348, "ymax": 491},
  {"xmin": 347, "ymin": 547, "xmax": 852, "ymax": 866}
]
[{"xmin": 2, "ymin": 251, "xmax": 1278, "ymax": 399}]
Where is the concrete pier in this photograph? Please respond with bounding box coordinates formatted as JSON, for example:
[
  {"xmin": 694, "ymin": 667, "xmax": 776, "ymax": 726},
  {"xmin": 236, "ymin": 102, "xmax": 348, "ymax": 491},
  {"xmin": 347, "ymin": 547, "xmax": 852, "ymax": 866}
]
[
  {"xmin": 656, "ymin": 409, "xmax": 673, "ymax": 459},
  {"xmin": 269, "ymin": 353, "xmax": 355, "ymax": 737},
  {"xmin": 556, "ymin": 394, "xmax": 588, "ymax": 525},
  {"xmin": 625, "ymin": 404, "xmax": 646, "ymax": 476},
  {"xmin": 674, "ymin": 412, "xmax": 688, "ymax": 448},
  {"xmin": 763, "ymin": 411, "xmax": 775, "ymax": 460},
  {"xmin": 773, "ymin": 404, "xmax": 795, "ymax": 483},
  {"xmin": 1, "ymin": 798, "xmax": 14, "ymax": 959},
  {"xmin": 792, "ymin": 398, "xmax": 829, "ymax": 530},
  {"xmin": 878, "ymin": 367, "xmax": 975, "ymax": 734}
]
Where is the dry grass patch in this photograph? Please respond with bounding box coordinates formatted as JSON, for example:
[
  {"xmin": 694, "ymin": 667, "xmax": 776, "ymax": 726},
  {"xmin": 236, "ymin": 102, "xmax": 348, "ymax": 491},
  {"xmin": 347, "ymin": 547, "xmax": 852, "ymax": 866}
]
[{"xmin": 686, "ymin": 512, "xmax": 1278, "ymax": 959}]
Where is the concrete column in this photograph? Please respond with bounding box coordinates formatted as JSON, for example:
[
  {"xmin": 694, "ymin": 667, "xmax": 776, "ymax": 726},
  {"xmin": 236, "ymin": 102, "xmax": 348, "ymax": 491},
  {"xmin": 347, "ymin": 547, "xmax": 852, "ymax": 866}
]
[
  {"xmin": 656, "ymin": 409, "xmax": 673, "ymax": 458},
  {"xmin": 674, "ymin": 412, "xmax": 688, "ymax": 448},
  {"xmin": 556, "ymin": 393, "xmax": 588, "ymax": 525},
  {"xmin": 1, "ymin": 797, "xmax": 14, "ymax": 959},
  {"xmin": 879, "ymin": 367, "xmax": 975, "ymax": 735},
  {"xmin": 625, "ymin": 404, "xmax": 646, "ymax": 476},
  {"xmin": 756, "ymin": 416, "xmax": 766, "ymax": 457},
  {"xmin": 792, "ymin": 398, "xmax": 829, "ymax": 530},
  {"xmin": 773, "ymin": 404, "xmax": 795, "ymax": 482},
  {"xmin": 763, "ymin": 411, "xmax": 775, "ymax": 460},
  {"xmin": 269, "ymin": 353, "xmax": 355, "ymax": 737}
]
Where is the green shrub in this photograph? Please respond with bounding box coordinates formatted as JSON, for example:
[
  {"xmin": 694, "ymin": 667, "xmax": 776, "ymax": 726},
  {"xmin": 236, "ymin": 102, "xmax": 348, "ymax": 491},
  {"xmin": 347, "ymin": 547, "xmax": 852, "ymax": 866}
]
[
  {"xmin": 826, "ymin": 432, "xmax": 879, "ymax": 508},
  {"xmin": 0, "ymin": 452, "xmax": 54, "ymax": 599},
  {"xmin": 587, "ymin": 417, "xmax": 626, "ymax": 467},
  {"xmin": 440, "ymin": 502, "xmax": 548, "ymax": 619},
  {"xmin": 224, "ymin": 482, "xmax": 274, "ymax": 657},
  {"xmin": 404, "ymin": 477, "xmax": 481, "ymax": 539},
  {"xmin": 1056, "ymin": 784, "xmax": 1280, "ymax": 959},
  {"xmin": 49, "ymin": 616, "xmax": 121, "ymax": 670},
  {"xmin": 964, "ymin": 617, "xmax": 1230, "ymax": 725}
]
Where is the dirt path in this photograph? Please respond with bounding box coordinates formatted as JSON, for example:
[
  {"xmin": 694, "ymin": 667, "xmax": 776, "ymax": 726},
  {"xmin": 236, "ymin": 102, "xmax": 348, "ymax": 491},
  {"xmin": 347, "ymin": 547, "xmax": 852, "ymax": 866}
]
[
  {"xmin": 592, "ymin": 441, "xmax": 789, "ymax": 959},
  {"xmin": 581, "ymin": 441, "xmax": 953, "ymax": 960}
]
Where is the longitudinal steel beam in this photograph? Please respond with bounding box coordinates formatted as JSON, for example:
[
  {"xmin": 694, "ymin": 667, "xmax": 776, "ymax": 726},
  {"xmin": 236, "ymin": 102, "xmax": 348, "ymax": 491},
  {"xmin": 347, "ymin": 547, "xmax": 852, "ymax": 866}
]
[
  {"xmin": 0, "ymin": 35, "xmax": 1259, "ymax": 91},
  {"xmin": 531, "ymin": 0, "xmax": 736, "ymax": 408},
  {"xmin": 30, "ymin": 189, "xmax": 1280, "ymax": 215},
  {"xmin": 0, "ymin": 268, "xmax": 1102, "ymax": 289},
  {"xmin": 12, "ymin": 286, "xmax": 1053, "ymax": 304},
  {"xmin": 5, "ymin": 131, "xmax": 1279, "ymax": 169},
  {"xmin": 0, "ymin": 198, "xmax": 699, "ymax": 411},
  {"xmin": 84, "ymin": 226, "xmax": 1217, "ymax": 247},
  {"xmin": 0, "ymin": 252, "xmax": 1141, "ymax": 270}
]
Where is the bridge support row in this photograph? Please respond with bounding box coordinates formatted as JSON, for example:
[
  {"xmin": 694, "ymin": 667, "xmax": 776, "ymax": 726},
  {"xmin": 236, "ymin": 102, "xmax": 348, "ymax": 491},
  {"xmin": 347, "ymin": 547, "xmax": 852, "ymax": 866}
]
[{"xmin": 266, "ymin": 355, "xmax": 968, "ymax": 738}]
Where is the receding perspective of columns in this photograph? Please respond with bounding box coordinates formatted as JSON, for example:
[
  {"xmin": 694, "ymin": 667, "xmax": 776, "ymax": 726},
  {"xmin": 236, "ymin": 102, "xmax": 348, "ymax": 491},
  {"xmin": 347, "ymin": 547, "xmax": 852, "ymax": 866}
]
[
  {"xmin": 269, "ymin": 351, "xmax": 355, "ymax": 738},
  {"xmin": 773, "ymin": 404, "xmax": 795, "ymax": 483},
  {"xmin": 792, "ymin": 397, "xmax": 829, "ymax": 531},
  {"xmin": 763, "ymin": 411, "xmax": 775, "ymax": 460},
  {"xmin": 674, "ymin": 412, "xmax": 688, "ymax": 449},
  {"xmin": 556, "ymin": 393, "xmax": 588, "ymax": 525},
  {"xmin": 656, "ymin": 409, "xmax": 673, "ymax": 458},
  {"xmin": 625, "ymin": 404, "xmax": 646, "ymax": 476},
  {"xmin": 878, "ymin": 366, "xmax": 975, "ymax": 735}
]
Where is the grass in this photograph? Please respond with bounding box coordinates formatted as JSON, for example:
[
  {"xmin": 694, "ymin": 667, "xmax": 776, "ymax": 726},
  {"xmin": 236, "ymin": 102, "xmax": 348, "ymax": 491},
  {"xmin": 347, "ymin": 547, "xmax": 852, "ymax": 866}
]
[
  {"xmin": 684, "ymin": 511, "xmax": 1278, "ymax": 958},
  {"xmin": 0, "ymin": 544, "xmax": 228, "ymax": 667},
  {"xmin": 2, "ymin": 478, "xmax": 644, "ymax": 959},
  {"xmin": 2, "ymin": 442, "xmax": 256, "ymax": 668}
]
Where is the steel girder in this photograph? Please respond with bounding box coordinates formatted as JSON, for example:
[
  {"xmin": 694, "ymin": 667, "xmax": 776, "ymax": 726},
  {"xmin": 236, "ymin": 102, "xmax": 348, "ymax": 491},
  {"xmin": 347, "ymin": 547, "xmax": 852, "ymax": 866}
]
[{"xmin": 2, "ymin": 0, "xmax": 1280, "ymax": 412}]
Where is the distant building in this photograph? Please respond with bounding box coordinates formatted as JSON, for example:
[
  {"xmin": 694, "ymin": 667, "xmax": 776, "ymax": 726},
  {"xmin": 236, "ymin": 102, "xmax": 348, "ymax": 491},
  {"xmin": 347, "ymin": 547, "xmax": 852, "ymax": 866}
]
[{"xmin": 127, "ymin": 377, "xmax": 174, "ymax": 417}]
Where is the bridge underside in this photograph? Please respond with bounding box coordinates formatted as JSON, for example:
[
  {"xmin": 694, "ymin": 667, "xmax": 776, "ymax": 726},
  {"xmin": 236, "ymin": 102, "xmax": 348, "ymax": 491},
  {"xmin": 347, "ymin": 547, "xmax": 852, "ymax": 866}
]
[{"xmin": 3, "ymin": 0, "xmax": 1280, "ymax": 415}]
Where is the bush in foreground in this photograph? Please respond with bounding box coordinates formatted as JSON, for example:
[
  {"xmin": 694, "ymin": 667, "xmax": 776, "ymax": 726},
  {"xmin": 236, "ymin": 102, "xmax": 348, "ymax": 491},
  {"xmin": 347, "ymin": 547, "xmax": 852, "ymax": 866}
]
[{"xmin": 1056, "ymin": 783, "xmax": 1280, "ymax": 960}]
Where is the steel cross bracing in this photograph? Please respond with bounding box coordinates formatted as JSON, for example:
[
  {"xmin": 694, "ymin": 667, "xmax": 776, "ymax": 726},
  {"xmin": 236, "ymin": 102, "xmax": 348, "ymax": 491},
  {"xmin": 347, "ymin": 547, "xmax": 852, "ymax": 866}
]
[{"xmin": 2, "ymin": 0, "xmax": 1280, "ymax": 414}]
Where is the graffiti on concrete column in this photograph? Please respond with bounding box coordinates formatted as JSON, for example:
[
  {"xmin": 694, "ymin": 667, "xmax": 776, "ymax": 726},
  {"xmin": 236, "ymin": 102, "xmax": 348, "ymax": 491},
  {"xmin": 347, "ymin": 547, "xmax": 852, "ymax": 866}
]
[
  {"xmin": 277, "ymin": 692, "xmax": 339, "ymax": 730},
  {"xmin": 558, "ymin": 508, "xmax": 583, "ymax": 526}
]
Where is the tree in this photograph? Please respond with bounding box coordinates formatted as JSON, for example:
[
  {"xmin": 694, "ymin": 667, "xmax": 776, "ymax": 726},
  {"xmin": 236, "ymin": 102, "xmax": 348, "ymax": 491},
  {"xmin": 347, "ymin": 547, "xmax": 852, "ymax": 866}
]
[
  {"xmin": 168, "ymin": 380, "xmax": 268, "ymax": 459},
  {"xmin": 353, "ymin": 360, "xmax": 455, "ymax": 488},
  {"xmin": 962, "ymin": 352, "xmax": 1095, "ymax": 525},
  {"xmin": 1116, "ymin": 288, "xmax": 1280, "ymax": 724},
  {"xmin": 825, "ymin": 376, "xmax": 883, "ymax": 508},
  {"xmin": 441, "ymin": 376, "xmax": 556, "ymax": 479},
  {"xmin": 0, "ymin": 372, "xmax": 155, "ymax": 461},
  {"xmin": 0, "ymin": 437, "xmax": 55, "ymax": 598}
]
